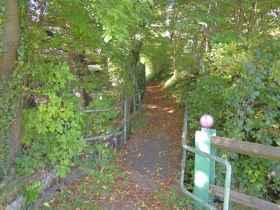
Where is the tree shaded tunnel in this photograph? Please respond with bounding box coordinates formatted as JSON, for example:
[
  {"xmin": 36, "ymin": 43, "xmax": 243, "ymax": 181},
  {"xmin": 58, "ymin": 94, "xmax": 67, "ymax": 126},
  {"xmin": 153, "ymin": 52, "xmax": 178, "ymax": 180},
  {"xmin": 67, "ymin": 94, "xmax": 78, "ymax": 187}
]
[{"xmin": 0, "ymin": 0, "xmax": 279, "ymax": 209}]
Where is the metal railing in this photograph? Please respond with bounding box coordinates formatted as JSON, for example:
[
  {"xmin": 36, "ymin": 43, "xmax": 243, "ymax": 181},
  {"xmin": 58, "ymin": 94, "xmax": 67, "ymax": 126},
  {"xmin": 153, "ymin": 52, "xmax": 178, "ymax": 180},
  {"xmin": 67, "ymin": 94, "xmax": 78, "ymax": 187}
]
[
  {"xmin": 180, "ymin": 107, "xmax": 231, "ymax": 210},
  {"xmin": 180, "ymin": 107, "xmax": 280, "ymax": 210},
  {"xmin": 81, "ymin": 90, "xmax": 145, "ymax": 145}
]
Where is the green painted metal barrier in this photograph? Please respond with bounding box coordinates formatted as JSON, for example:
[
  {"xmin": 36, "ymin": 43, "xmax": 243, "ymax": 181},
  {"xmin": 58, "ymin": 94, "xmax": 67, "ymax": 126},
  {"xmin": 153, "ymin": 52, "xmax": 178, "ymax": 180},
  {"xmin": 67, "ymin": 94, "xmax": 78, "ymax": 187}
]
[
  {"xmin": 180, "ymin": 108, "xmax": 280, "ymax": 210},
  {"xmin": 194, "ymin": 128, "xmax": 216, "ymax": 207},
  {"xmin": 180, "ymin": 107, "xmax": 232, "ymax": 210}
]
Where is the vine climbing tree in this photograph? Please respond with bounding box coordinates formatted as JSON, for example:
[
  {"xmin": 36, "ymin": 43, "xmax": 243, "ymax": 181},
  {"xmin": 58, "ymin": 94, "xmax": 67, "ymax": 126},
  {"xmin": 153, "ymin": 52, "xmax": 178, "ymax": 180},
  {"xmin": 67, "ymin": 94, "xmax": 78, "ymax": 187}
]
[{"xmin": 0, "ymin": 0, "xmax": 22, "ymax": 178}]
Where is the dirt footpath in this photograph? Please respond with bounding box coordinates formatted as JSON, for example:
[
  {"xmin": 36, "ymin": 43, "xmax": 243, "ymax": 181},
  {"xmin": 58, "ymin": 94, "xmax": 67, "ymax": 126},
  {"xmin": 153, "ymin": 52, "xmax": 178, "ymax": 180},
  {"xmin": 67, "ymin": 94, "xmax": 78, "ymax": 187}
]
[{"xmin": 104, "ymin": 82, "xmax": 185, "ymax": 209}]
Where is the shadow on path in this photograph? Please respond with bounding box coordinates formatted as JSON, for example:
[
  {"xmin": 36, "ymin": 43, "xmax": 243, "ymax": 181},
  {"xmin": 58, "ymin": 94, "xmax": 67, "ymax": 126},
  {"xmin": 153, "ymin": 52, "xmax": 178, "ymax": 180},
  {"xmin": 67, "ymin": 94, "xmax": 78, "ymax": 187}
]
[{"xmin": 105, "ymin": 82, "xmax": 184, "ymax": 209}]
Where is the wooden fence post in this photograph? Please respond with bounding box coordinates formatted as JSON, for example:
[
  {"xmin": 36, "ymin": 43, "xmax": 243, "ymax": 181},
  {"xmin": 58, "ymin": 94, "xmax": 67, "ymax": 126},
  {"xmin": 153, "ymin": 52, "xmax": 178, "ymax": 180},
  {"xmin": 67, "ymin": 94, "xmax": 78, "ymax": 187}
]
[{"xmin": 194, "ymin": 115, "xmax": 216, "ymax": 207}]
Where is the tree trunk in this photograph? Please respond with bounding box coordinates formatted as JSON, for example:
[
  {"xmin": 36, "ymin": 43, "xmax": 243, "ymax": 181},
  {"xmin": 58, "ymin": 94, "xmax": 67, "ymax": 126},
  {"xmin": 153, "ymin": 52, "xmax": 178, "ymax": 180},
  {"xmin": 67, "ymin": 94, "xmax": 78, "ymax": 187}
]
[
  {"xmin": 0, "ymin": 0, "xmax": 20, "ymax": 82},
  {"xmin": 0, "ymin": 0, "xmax": 21, "ymax": 175},
  {"xmin": 165, "ymin": 3, "xmax": 179, "ymax": 87},
  {"xmin": 204, "ymin": 3, "xmax": 212, "ymax": 53}
]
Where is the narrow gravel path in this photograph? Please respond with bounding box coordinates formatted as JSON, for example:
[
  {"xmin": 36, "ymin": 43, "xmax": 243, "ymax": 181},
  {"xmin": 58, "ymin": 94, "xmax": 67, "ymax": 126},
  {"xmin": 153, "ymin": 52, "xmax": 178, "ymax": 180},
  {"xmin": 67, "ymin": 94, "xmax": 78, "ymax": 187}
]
[{"xmin": 104, "ymin": 82, "xmax": 185, "ymax": 209}]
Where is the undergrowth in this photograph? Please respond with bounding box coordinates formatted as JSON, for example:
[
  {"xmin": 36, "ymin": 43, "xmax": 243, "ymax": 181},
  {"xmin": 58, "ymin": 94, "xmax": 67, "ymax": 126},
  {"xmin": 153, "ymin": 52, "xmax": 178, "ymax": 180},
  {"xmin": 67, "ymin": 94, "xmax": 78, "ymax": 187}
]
[
  {"xmin": 131, "ymin": 114, "xmax": 148, "ymax": 132},
  {"xmin": 40, "ymin": 143, "xmax": 126, "ymax": 210},
  {"xmin": 156, "ymin": 185, "xmax": 193, "ymax": 209}
]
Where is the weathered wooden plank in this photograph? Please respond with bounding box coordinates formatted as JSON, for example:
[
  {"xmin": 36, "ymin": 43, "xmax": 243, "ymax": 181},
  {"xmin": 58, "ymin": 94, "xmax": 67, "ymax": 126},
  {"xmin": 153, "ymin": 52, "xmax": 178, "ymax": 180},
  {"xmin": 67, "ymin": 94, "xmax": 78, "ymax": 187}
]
[
  {"xmin": 210, "ymin": 184, "xmax": 280, "ymax": 210},
  {"xmin": 211, "ymin": 137, "xmax": 280, "ymax": 161}
]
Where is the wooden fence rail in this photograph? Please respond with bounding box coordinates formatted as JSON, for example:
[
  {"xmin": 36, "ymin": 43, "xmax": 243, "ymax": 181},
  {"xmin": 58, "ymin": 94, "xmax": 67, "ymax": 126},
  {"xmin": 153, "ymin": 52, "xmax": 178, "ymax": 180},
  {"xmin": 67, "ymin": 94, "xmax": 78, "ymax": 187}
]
[
  {"xmin": 210, "ymin": 136, "xmax": 280, "ymax": 209},
  {"xmin": 210, "ymin": 184, "xmax": 280, "ymax": 210},
  {"xmin": 211, "ymin": 136, "xmax": 280, "ymax": 161}
]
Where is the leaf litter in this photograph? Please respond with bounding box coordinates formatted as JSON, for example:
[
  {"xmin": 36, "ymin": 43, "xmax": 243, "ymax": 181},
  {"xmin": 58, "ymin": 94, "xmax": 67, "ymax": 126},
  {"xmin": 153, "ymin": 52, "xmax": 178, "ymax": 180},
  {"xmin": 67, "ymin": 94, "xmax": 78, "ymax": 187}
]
[
  {"xmin": 103, "ymin": 82, "xmax": 190, "ymax": 209},
  {"xmin": 48, "ymin": 82, "xmax": 192, "ymax": 209}
]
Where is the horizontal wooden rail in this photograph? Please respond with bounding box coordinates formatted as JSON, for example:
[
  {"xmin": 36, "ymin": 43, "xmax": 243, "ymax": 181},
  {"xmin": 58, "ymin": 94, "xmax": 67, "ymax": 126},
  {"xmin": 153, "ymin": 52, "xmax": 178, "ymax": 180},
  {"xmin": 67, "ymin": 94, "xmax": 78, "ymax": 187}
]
[
  {"xmin": 211, "ymin": 136, "xmax": 280, "ymax": 161},
  {"xmin": 210, "ymin": 184, "xmax": 280, "ymax": 210}
]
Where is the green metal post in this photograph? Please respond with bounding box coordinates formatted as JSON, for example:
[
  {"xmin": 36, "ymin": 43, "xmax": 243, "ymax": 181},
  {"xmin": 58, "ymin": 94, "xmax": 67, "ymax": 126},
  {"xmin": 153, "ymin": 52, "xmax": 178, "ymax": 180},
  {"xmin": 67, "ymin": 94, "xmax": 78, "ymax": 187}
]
[
  {"xmin": 194, "ymin": 128, "xmax": 216, "ymax": 207},
  {"xmin": 124, "ymin": 99, "xmax": 127, "ymax": 144}
]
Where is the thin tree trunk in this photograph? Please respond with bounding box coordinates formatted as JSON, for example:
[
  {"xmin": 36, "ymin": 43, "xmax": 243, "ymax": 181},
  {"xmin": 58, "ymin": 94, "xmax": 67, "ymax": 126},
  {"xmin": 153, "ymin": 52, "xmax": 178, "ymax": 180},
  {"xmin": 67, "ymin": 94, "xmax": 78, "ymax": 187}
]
[
  {"xmin": 166, "ymin": 3, "xmax": 179, "ymax": 87},
  {"xmin": 204, "ymin": 3, "xmax": 212, "ymax": 52}
]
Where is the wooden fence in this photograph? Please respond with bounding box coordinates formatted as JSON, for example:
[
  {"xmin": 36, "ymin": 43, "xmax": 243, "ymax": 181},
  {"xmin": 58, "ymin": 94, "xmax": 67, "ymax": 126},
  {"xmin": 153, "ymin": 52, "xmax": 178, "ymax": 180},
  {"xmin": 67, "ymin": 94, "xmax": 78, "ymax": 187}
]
[{"xmin": 210, "ymin": 136, "xmax": 280, "ymax": 209}]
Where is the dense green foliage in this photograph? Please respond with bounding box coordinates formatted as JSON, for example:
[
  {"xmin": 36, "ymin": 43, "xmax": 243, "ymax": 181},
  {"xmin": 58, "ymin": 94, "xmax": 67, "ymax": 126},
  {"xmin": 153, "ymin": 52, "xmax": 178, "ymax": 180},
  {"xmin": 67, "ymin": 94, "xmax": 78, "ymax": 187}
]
[
  {"xmin": 0, "ymin": 0, "xmax": 279, "ymax": 206},
  {"xmin": 143, "ymin": 0, "xmax": 279, "ymax": 204},
  {"xmin": 0, "ymin": 0, "xmax": 152, "ymax": 180}
]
